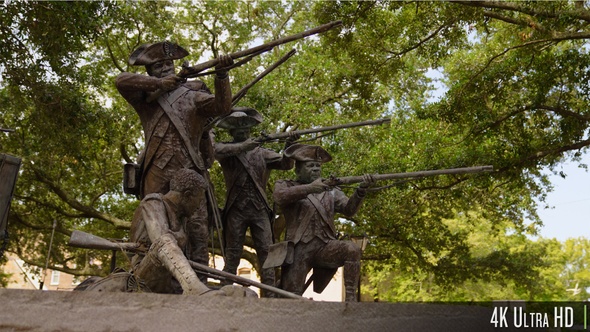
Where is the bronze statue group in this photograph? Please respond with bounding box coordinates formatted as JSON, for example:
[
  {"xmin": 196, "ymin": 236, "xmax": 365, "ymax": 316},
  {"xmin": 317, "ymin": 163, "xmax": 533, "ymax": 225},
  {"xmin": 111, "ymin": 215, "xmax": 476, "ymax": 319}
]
[{"xmin": 76, "ymin": 41, "xmax": 373, "ymax": 302}]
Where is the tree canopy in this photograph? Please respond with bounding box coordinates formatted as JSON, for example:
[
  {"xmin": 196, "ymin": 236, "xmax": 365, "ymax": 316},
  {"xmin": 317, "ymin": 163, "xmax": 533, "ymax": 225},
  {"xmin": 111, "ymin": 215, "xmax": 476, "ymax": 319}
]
[{"xmin": 1, "ymin": 1, "xmax": 589, "ymax": 300}]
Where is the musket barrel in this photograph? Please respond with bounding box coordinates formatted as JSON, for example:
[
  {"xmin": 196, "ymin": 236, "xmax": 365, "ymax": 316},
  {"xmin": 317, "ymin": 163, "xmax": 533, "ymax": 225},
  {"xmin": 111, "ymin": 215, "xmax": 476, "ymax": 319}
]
[
  {"xmin": 188, "ymin": 261, "xmax": 305, "ymax": 299},
  {"xmin": 231, "ymin": 49, "xmax": 297, "ymax": 106},
  {"xmin": 257, "ymin": 117, "xmax": 391, "ymax": 142},
  {"xmin": 328, "ymin": 166, "xmax": 494, "ymax": 185},
  {"xmin": 179, "ymin": 20, "xmax": 342, "ymax": 78}
]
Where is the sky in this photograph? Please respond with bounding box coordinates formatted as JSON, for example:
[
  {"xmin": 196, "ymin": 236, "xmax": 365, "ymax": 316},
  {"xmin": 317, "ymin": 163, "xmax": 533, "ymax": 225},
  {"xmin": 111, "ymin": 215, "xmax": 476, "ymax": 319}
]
[{"xmin": 532, "ymin": 156, "xmax": 590, "ymax": 242}]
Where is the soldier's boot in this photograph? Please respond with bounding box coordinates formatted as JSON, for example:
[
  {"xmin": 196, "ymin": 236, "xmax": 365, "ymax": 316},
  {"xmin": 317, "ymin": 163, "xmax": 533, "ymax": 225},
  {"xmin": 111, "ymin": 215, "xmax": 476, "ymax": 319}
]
[
  {"xmin": 259, "ymin": 267, "xmax": 277, "ymax": 298},
  {"xmin": 343, "ymin": 260, "xmax": 360, "ymax": 302},
  {"xmin": 258, "ymin": 248, "xmax": 276, "ymax": 298},
  {"xmin": 220, "ymin": 247, "xmax": 242, "ymax": 286},
  {"xmin": 155, "ymin": 233, "xmax": 211, "ymax": 295}
]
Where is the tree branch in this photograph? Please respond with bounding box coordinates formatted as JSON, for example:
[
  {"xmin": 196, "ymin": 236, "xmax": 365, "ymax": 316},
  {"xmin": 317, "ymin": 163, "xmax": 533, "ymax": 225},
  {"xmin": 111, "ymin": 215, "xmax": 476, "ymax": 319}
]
[
  {"xmin": 105, "ymin": 35, "xmax": 125, "ymax": 73},
  {"xmin": 31, "ymin": 168, "xmax": 130, "ymax": 229},
  {"xmin": 483, "ymin": 10, "xmax": 548, "ymax": 34},
  {"xmin": 387, "ymin": 22, "xmax": 453, "ymax": 57},
  {"xmin": 14, "ymin": 194, "xmax": 88, "ymax": 219},
  {"xmin": 462, "ymin": 39, "xmax": 554, "ymax": 95},
  {"xmin": 201, "ymin": 20, "xmax": 218, "ymax": 58},
  {"xmin": 320, "ymin": 86, "xmax": 352, "ymax": 106},
  {"xmin": 537, "ymin": 104, "xmax": 590, "ymax": 122},
  {"xmin": 11, "ymin": 212, "xmax": 46, "ymax": 231},
  {"xmin": 452, "ymin": 1, "xmax": 590, "ymax": 23},
  {"xmin": 501, "ymin": 137, "xmax": 590, "ymax": 172},
  {"xmin": 471, "ymin": 104, "xmax": 590, "ymax": 139}
]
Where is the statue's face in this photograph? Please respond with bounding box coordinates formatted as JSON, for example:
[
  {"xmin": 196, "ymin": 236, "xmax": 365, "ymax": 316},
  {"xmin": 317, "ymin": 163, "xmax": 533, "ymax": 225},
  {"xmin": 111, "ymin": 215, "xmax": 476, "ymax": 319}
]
[
  {"xmin": 297, "ymin": 161, "xmax": 322, "ymax": 183},
  {"xmin": 230, "ymin": 128, "xmax": 251, "ymax": 142},
  {"xmin": 148, "ymin": 60, "xmax": 175, "ymax": 78}
]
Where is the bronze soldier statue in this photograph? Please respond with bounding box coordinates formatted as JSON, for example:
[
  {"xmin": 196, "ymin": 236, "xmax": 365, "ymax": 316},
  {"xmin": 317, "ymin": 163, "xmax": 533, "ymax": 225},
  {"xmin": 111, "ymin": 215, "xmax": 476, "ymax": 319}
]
[
  {"xmin": 272, "ymin": 144, "xmax": 373, "ymax": 302},
  {"xmin": 129, "ymin": 169, "xmax": 214, "ymax": 295},
  {"xmin": 214, "ymin": 107, "xmax": 296, "ymax": 296},
  {"xmin": 116, "ymin": 41, "xmax": 233, "ymax": 197},
  {"xmin": 115, "ymin": 41, "xmax": 233, "ymax": 277},
  {"xmin": 75, "ymin": 168, "xmax": 259, "ymax": 297}
]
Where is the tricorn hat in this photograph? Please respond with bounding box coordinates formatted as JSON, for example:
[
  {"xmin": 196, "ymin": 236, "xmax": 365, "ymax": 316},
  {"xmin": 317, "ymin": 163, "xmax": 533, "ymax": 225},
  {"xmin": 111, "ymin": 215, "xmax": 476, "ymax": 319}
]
[
  {"xmin": 128, "ymin": 41, "xmax": 189, "ymax": 66},
  {"xmin": 216, "ymin": 107, "xmax": 263, "ymax": 129},
  {"xmin": 284, "ymin": 144, "xmax": 332, "ymax": 163}
]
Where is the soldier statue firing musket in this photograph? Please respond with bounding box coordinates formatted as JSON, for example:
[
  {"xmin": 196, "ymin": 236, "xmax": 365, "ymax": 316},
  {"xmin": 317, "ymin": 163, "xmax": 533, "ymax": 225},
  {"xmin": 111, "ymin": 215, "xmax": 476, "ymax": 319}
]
[
  {"xmin": 270, "ymin": 143, "xmax": 493, "ymax": 302},
  {"xmin": 213, "ymin": 107, "xmax": 298, "ymax": 297}
]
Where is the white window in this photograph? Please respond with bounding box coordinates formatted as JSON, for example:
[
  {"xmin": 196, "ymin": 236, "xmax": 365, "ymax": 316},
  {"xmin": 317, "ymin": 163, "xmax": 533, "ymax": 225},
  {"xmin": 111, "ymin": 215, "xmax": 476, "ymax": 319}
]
[{"xmin": 50, "ymin": 270, "xmax": 60, "ymax": 285}]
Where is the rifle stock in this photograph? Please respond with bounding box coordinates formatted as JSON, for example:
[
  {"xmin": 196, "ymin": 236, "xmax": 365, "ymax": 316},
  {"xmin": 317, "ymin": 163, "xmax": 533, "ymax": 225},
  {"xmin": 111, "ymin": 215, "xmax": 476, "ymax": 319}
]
[
  {"xmin": 68, "ymin": 230, "xmax": 143, "ymax": 252},
  {"xmin": 324, "ymin": 165, "xmax": 494, "ymax": 186}
]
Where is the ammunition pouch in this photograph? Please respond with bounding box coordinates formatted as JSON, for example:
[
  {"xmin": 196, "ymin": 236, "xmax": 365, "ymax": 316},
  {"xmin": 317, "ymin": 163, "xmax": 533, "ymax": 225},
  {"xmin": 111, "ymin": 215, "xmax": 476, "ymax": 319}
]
[{"xmin": 123, "ymin": 163, "xmax": 142, "ymax": 196}]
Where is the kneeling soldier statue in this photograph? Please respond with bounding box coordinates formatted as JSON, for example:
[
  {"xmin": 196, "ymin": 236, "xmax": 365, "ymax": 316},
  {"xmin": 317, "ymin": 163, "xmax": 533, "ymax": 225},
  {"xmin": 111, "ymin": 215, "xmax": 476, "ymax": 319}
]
[{"xmin": 129, "ymin": 168, "xmax": 215, "ymax": 295}]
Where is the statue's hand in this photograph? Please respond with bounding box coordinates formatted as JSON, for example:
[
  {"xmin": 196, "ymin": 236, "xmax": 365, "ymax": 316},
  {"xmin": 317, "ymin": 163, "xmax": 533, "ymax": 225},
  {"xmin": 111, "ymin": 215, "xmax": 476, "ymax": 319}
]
[
  {"xmin": 284, "ymin": 132, "xmax": 301, "ymax": 147},
  {"xmin": 240, "ymin": 138, "xmax": 260, "ymax": 151},
  {"xmin": 157, "ymin": 75, "xmax": 183, "ymax": 91},
  {"xmin": 359, "ymin": 174, "xmax": 375, "ymax": 189},
  {"xmin": 308, "ymin": 178, "xmax": 330, "ymax": 194},
  {"xmin": 215, "ymin": 54, "xmax": 234, "ymax": 78},
  {"xmin": 357, "ymin": 174, "xmax": 375, "ymax": 197}
]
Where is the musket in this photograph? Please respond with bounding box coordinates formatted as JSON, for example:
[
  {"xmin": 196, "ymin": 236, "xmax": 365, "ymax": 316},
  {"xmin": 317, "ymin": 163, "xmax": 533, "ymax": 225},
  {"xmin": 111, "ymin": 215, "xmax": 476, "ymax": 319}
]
[
  {"xmin": 68, "ymin": 230, "xmax": 303, "ymax": 299},
  {"xmin": 186, "ymin": 261, "xmax": 304, "ymax": 300},
  {"xmin": 256, "ymin": 118, "xmax": 392, "ymax": 143},
  {"xmin": 203, "ymin": 49, "xmax": 298, "ymax": 131},
  {"xmin": 147, "ymin": 21, "xmax": 341, "ymax": 102},
  {"xmin": 323, "ymin": 165, "xmax": 494, "ymax": 186},
  {"xmin": 231, "ymin": 48, "xmax": 297, "ymax": 107},
  {"xmin": 202, "ymin": 170, "xmax": 225, "ymax": 259},
  {"xmin": 177, "ymin": 21, "xmax": 342, "ymax": 78},
  {"xmin": 69, "ymin": 230, "xmax": 144, "ymax": 252}
]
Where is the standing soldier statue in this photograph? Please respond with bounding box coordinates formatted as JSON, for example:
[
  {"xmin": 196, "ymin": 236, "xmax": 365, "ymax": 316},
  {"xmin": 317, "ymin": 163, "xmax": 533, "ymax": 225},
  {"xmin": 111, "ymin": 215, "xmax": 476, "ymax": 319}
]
[
  {"xmin": 115, "ymin": 41, "xmax": 233, "ymax": 278},
  {"xmin": 214, "ymin": 107, "xmax": 296, "ymax": 296},
  {"xmin": 272, "ymin": 144, "xmax": 374, "ymax": 302}
]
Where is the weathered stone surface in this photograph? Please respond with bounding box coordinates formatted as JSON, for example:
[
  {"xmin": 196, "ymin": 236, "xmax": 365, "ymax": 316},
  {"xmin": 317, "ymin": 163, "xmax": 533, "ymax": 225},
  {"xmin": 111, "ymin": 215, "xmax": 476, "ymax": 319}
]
[{"xmin": 0, "ymin": 288, "xmax": 500, "ymax": 332}]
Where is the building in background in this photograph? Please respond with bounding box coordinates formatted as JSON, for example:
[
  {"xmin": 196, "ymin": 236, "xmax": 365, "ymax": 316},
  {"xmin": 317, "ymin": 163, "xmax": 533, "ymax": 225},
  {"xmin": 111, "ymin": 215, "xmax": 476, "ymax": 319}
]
[
  {"xmin": 3, "ymin": 251, "xmax": 345, "ymax": 300},
  {"xmin": 2, "ymin": 253, "xmax": 79, "ymax": 290}
]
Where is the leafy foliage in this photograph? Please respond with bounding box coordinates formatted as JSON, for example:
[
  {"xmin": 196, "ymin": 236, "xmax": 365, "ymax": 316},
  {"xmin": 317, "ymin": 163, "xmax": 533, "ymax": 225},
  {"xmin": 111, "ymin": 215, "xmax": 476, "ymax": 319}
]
[{"xmin": 1, "ymin": 1, "xmax": 589, "ymax": 299}]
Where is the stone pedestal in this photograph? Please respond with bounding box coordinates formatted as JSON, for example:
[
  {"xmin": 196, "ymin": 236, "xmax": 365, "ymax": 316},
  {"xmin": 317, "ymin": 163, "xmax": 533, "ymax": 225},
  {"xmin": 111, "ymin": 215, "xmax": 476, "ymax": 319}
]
[{"xmin": 0, "ymin": 289, "xmax": 505, "ymax": 331}]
